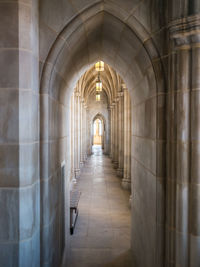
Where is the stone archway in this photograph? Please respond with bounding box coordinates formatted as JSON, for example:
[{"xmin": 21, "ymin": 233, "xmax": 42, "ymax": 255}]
[
  {"xmin": 92, "ymin": 113, "xmax": 107, "ymax": 150},
  {"xmin": 39, "ymin": 5, "xmax": 166, "ymax": 267}
]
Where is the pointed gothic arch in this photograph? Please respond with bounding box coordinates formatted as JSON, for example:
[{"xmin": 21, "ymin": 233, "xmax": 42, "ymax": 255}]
[{"xmin": 39, "ymin": 4, "xmax": 166, "ymax": 267}]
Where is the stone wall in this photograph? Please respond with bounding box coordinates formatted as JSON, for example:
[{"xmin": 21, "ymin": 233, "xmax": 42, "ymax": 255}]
[
  {"xmin": 0, "ymin": 1, "xmax": 40, "ymax": 266},
  {"xmin": 1, "ymin": 0, "xmax": 200, "ymax": 266}
]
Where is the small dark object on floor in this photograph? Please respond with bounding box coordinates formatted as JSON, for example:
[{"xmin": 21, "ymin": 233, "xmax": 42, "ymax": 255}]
[{"xmin": 70, "ymin": 190, "xmax": 81, "ymax": 234}]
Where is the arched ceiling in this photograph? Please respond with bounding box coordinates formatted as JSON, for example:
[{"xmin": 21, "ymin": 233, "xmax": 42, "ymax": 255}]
[
  {"xmin": 40, "ymin": 2, "xmax": 165, "ymax": 107},
  {"xmin": 76, "ymin": 62, "xmax": 123, "ymax": 106}
]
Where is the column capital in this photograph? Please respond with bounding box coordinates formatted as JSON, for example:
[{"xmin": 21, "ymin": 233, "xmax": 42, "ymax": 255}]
[
  {"xmin": 80, "ymin": 98, "xmax": 85, "ymax": 104},
  {"xmin": 111, "ymin": 101, "xmax": 116, "ymax": 107},
  {"xmin": 75, "ymin": 91, "xmax": 81, "ymax": 97},
  {"xmin": 121, "ymin": 83, "xmax": 127, "ymax": 90},
  {"xmin": 83, "ymin": 104, "xmax": 88, "ymax": 109},
  {"xmin": 118, "ymin": 92, "xmax": 124, "ymax": 97},
  {"xmin": 169, "ymin": 14, "xmax": 200, "ymax": 48}
]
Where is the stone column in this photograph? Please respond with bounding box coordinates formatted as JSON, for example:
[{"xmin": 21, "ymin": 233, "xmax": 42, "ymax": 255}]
[
  {"xmin": 74, "ymin": 91, "xmax": 80, "ymax": 178},
  {"xmin": 112, "ymin": 102, "xmax": 116, "ymax": 163},
  {"xmin": 83, "ymin": 103, "xmax": 88, "ymax": 161},
  {"xmin": 117, "ymin": 92, "xmax": 124, "ymax": 177},
  {"xmin": 110, "ymin": 104, "xmax": 114, "ymax": 159},
  {"xmin": 108, "ymin": 107, "xmax": 111, "ymax": 155},
  {"xmin": 167, "ymin": 16, "xmax": 200, "ymax": 267},
  {"xmin": 70, "ymin": 93, "xmax": 76, "ymax": 183},
  {"xmin": 0, "ymin": 1, "xmax": 40, "ymax": 266},
  {"xmin": 190, "ymin": 43, "xmax": 200, "ymax": 267},
  {"xmin": 113, "ymin": 99, "xmax": 119, "ymax": 168},
  {"xmin": 80, "ymin": 98, "xmax": 84, "ymax": 168},
  {"xmin": 122, "ymin": 88, "xmax": 131, "ymax": 190},
  {"xmin": 175, "ymin": 46, "xmax": 190, "ymax": 267},
  {"xmin": 188, "ymin": 0, "xmax": 200, "ymax": 15}
]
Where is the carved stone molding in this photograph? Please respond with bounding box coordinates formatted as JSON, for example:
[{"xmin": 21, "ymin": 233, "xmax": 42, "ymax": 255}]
[
  {"xmin": 169, "ymin": 14, "xmax": 200, "ymax": 47},
  {"xmin": 118, "ymin": 92, "xmax": 124, "ymax": 97},
  {"xmin": 75, "ymin": 91, "xmax": 81, "ymax": 97},
  {"xmin": 109, "ymin": 104, "xmax": 114, "ymax": 109},
  {"xmin": 121, "ymin": 83, "xmax": 127, "ymax": 90}
]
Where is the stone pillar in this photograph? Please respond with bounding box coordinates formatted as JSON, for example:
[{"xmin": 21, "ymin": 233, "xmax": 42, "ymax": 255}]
[
  {"xmin": 122, "ymin": 88, "xmax": 131, "ymax": 190},
  {"xmin": 188, "ymin": 0, "xmax": 200, "ymax": 15},
  {"xmin": 80, "ymin": 98, "xmax": 84, "ymax": 168},
  {"xmin": 83, "ymin": 103, "xmax": 88, "ymax": 161},
  {"xmin": 110, "ymin": 105, "xmax": 114, "ymax": 159},
  {"xmin": 113, "ymin": 100, "xmax": 119, "ymax": 168},
  {"xmin": 0, "ymin": 1, "xmax": 40, "ymax": 266},
  {"xmin": 190, "ymin": 43, "xmax": 200, "ymax": 267},
  {"xmin": 117, "ymin": 92, "xmax": 124, "ymax": 177},
  {"xmin": 167, "ymin": 16, "xmax": 200, "ymax": 267},
  {"xmin": 70, "ymin": 93, "xmax": 75, "ymax": 182},
  {"xmin": 175, "ymin": 46, "xmax": 190, "ymax": 267},
  {"xmin": 108, "ymin": 107, "xmax": 111, "ymax": 155},
  {"xmin": 70, "ymin": 93, "xmax": 76, "ymax": 184},
  {"xmin": 74, "ymin": 92, "xmax": 80, "ymax": 178}
]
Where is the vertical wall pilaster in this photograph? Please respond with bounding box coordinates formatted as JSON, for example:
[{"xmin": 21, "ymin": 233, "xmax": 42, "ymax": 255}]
[
  {"xmin": 113, "ymin": 99, "xmax": 119, "ymax": 168},
  {"xmin": 189, "ymin": 44, "xmax": 200, "ymax": 267},
  {"xmin": 83, "ymin": 103, "xmax": 88, "ymax": 161},
  {"xmin": 70, "ymin": 93, "xmax": 76, "ymax": 182},
  {"xmin": 122, "ymin": 88, "xmax": 131, "ymax": 190},
  {"xmin": 117, "ymin": 92, "xmax": 124, "ymax": 177},
  {"xmin": 167, "ymin": 16, "xmax": 200, "ymax": 267},
  {"xmin": 74, "ymin": 91, "xmax": 80, "ymax": 178},
  {"xmin": 110, "ymin": 105, "xmax": 114, "ymax": 159},
  {"xmin": 80, "ymin": 98, "xmax": 84, "ymax": 167}
]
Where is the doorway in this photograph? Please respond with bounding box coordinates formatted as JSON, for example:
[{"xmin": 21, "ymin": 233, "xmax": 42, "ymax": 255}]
[{"xmin": 93, "ymin": 118, "xmax": 102, "ymax": 145}]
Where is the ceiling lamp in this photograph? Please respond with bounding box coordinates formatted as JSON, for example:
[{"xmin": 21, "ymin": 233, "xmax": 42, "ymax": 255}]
[
  {"xmin": 96, "ymin": 93, "xmax": 100, "ymax": 101},
  {"xmin": 96, "ymin": 73, "xmax": 102, "ymax": 92},
  {"xmin": 96, "ymin": 80, "xmax": 102, "ymax": 92},
  {"xmin": 95, "ymin": 61, "xmax": 104, "ymax": 72}
]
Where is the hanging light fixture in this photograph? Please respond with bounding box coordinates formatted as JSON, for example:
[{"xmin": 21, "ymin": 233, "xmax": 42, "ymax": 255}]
[
  {"xmin": 96, "ymin": 92, "xmax": 100, "ymax": 101},
  {"xmin": 96, "ymin": 72, "xmax": 102, "ymax": 92},
  {"xmin": 95, "ymin": 61, "xmax": 104, "ymax": 72}
]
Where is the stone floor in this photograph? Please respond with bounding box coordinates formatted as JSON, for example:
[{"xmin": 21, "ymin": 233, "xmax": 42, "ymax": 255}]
[{"xmin": 66, "ymin": 145, "xmax": 132, "ymax": 267}]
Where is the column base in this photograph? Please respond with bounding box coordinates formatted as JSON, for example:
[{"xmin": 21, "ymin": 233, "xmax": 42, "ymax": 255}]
[
  {"xmin": 113, "ymin": 161, "xmax": 118, "ymax": 169},
  {"xmin": 70, "ymin": 177, "xmax": 77, "ymax": 190},
  {"xmin": 80, "ymin": 161, "xmax": 84, "ymax": 168},
  {"xmin": 121, "ymin": 178, "xmax": 131, "ymax": 190},
  {"xmin": 129, "ymin": 194, "xmax": 132, "ymax": 208},
  {"xmin": 74, "ymin": 169, "xmax": 80, "ymax": 178},
  {"xmin": 117, "ymin": 168, "xmax": 123, "ymax": 177}
]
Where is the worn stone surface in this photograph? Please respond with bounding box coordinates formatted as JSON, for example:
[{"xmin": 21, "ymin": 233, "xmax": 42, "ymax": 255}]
[{"xmin": 65, "ymin": 146, "xmax": 132, "ymax": 267}]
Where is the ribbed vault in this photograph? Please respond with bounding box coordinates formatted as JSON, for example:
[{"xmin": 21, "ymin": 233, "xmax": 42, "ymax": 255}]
[
  {"xmin": 40, "ymin": 8, "xmax": 165, "ymax": 103},
  {"xmin": 76, "ymin": 63, "xmax": 123, "ymax": 106}
]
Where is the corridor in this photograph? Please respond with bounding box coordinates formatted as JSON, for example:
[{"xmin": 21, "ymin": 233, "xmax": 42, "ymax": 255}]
[{"xmin": 67, "ymin": 145, "xmax": 132, "ymax": 267}]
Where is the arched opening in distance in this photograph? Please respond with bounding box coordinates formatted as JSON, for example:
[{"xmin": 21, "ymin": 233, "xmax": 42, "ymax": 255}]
[
  {"xmin": 93, "ymin": 118, "xmax": 103, "ymax": 146},
  {"xmin": 92, "ymin": 113, "xmax": 107, "ymax": 152}
]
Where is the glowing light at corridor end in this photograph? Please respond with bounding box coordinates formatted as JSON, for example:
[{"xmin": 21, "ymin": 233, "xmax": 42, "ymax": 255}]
[{"xmin": 96, "ymin": 93, "xmax": 100, "ymax": 101}]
